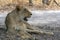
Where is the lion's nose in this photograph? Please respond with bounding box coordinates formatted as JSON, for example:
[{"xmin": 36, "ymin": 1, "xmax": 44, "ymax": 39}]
[{"xmin": 30, "ymin": 14, "xmax": 32, "ymax": 15}]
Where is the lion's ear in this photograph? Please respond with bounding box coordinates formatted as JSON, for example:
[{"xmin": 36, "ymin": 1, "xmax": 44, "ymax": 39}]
[{"xmin": 16, "ymin": 6, "xmax": 21, "ymax": 11}]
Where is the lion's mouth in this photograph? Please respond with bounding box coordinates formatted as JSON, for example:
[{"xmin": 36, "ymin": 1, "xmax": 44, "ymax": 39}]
[{"xmin": 24, "ymin": 17, "xmax": 28, "ymax": 21}]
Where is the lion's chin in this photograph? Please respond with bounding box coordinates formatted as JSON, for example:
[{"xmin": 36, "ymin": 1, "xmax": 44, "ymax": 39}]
[{"xmin": 24, "ymin": 17, "xmax": 28, "ymax": 21}]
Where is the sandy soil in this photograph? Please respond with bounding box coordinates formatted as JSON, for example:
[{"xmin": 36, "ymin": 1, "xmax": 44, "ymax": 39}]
[{"xmin": 0, "ymin": 25, "xmax": 60, "ymax": 40}]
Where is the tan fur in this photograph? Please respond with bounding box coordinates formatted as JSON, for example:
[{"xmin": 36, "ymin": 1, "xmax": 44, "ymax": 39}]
[{"xmin": 5, "ymin": 5, "xmax": 54, "ymax": 40}]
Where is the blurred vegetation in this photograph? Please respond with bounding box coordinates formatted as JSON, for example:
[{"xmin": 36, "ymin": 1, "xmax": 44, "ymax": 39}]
[{"xmin": 0, "ymin": 0, "xmax": 60, "ymax": 10}]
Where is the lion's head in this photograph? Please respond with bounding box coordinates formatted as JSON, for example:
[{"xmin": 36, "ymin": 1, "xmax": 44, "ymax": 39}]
[
  {"xmin": 22, "ymin": 8, "xmax": 32, "ymax": 21},
  {"xmin": 16, "ymin": 6, "xmax": 32, "ymax": 21}
]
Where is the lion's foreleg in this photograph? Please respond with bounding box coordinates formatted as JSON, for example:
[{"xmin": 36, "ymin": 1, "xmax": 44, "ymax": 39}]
[
  {"xmin": 26, "ymin": 29, "xmax": 54, "ymax": 35},
  {"xmin": 27, "ymin": 24, "xmax": 54, "ymax": 35}
]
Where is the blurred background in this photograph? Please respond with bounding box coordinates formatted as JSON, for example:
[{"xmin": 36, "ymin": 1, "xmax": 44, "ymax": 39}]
[{"xmin": 0, "ymin": 0, "xmax": 60, "ymax": 10}]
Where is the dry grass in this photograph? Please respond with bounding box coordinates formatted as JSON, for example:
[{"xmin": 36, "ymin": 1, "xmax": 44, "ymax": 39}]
[
  {"xmin": 0, "ymin": 0, "xmax": 60, "ymax": 10},
  {"xmin": 0, "ymin": 0, "xmax": 42, "ymax": 6}
]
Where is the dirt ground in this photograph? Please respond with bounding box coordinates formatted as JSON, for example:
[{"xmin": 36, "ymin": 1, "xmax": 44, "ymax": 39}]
[{"xmin": 0, "ymin": 25, "xmax": 60, "ymax": 40}]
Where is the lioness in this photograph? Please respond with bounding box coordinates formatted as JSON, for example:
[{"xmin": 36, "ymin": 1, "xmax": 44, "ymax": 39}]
[{"xmin": 5, "ymin": 5, "xmax": 54, "ymax": 40}]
